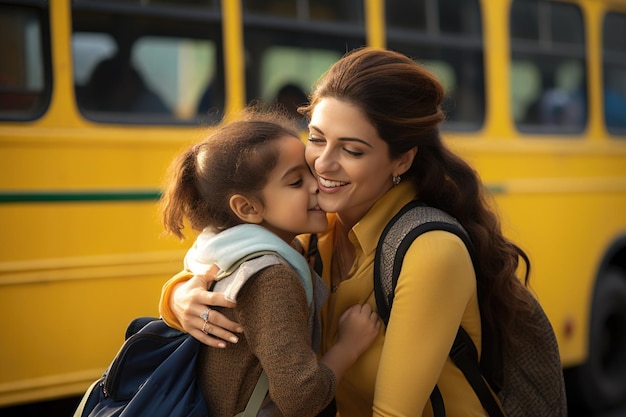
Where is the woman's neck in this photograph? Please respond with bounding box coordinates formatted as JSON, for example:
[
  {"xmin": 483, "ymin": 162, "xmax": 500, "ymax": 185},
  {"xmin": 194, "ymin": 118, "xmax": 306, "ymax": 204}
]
[
  {"xmin": 335, "ymin": 196, "xmax": 381, "ymax": 231},
  {"xmin": 335, "ymin": 214, "xmax": 356, "ymax": 234}
]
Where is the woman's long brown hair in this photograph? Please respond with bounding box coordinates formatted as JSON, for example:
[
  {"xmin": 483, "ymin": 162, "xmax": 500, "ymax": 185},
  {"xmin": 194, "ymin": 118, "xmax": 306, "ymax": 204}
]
[{"xmin": 302, "ymin": 48, "xmax": 537, "ymax": 371}]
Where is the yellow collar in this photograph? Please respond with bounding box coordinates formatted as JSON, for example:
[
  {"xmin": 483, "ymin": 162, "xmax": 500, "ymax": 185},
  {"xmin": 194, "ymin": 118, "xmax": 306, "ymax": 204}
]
[{"xmin": 351, "ymin": 182, "xmax": 418, "ymax": 257}]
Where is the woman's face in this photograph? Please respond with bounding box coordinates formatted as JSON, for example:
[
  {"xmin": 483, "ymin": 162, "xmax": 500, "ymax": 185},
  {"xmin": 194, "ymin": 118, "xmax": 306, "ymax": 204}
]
[{"xmin": 306, "ymin": 97, "xmax": 403, "ymax": 227}]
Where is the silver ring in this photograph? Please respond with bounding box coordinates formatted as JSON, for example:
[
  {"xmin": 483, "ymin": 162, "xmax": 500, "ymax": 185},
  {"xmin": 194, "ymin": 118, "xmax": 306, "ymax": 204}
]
[{"xmin": 200, "ymin": 308, "xmax": 210, "ymax": 322}]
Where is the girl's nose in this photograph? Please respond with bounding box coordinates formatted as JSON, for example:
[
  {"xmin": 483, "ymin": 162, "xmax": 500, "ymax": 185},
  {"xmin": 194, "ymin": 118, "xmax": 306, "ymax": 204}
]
[{"xmin": 308, "ymin": 177, "xmax": 320, "ymax": 194}]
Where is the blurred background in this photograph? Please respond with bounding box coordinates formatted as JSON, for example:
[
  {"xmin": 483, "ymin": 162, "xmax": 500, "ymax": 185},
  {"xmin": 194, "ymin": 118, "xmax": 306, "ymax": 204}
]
[{"xmin": 1, "ymin": 0, "xmax": 625, "ymax": 415}]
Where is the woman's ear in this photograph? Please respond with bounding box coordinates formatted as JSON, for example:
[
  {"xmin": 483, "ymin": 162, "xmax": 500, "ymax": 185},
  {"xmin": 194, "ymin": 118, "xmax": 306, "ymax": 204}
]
[
  {"xmin": 395, "ymin": 146, "xmax": 418, "ymax": 176},
  {"xmin": 229, "ymin": 194, "xmax": 263, "ymax": 224}
]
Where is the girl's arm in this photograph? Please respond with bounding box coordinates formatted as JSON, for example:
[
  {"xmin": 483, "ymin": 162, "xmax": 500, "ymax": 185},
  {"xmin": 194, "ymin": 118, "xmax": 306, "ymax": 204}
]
[{"xmin": 238, "ymin": 265, "xmax": 379, "ymax": 417}]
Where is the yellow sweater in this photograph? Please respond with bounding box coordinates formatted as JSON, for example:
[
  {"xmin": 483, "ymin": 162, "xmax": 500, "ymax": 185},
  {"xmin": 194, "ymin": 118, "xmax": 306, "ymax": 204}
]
[{"xmin": 304, "ymin": 182, "xmax": 487, "ymax": 417}]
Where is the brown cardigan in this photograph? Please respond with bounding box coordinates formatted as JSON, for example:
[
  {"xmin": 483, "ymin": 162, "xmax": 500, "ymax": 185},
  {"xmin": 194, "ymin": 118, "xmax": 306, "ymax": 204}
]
[{"xmin": 196, "ymin": 263, "xmax": 336, "ymax": 417}]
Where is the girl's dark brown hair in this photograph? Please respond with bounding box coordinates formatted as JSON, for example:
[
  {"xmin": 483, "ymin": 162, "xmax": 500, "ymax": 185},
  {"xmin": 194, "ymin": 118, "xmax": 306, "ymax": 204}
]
[
  {"xmin": 302, "ymin": 47, "xmax": 536, "ymax": 365},
  {"xmin": 160, "ymin": 108, "xmax": 300, "ymax": 239}
]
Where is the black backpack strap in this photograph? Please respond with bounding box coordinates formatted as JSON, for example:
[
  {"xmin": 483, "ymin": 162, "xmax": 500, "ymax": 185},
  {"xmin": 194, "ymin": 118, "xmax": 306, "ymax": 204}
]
[
  {"xmin": 451, "ymin": 328, "xmax": 505, "ymax": 417},
  {"xmin": 430, "ymin": 386, "xmax": 446, "ymax": 417},
  {"xmin": 374, "ymin": 201, "xmax": 503, "ymax": 417},
  {"xmin": 306, "ymin": 234, "xmax": 339, "ymax": 417},
  {"xmin": 307, "ymin": 233, "xmax": 324, "ymax": 276},
  {"xmin": 374, "ymin": 201, "xmax": 474, "ymax": 324}
]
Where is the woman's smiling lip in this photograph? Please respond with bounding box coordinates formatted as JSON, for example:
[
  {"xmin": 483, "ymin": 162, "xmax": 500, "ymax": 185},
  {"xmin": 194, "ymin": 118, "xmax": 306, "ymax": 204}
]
[{"xmin": 318, "ymin": 176, "xmax": 349, "ymax": 190}]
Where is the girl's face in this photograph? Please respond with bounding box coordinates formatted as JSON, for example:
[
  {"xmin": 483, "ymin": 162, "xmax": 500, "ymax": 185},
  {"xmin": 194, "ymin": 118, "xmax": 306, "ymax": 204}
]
[
  {"xmin": 257, "ymin": 135, "xmax": 328, "ymax": 242},
  {"xmin": 306, "ymin": 97, "xmax": 404, "ymax": 227}
]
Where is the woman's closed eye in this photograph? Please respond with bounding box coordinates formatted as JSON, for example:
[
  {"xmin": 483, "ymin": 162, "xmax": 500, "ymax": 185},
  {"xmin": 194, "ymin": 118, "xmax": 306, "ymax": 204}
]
[
  {"xmin": 343, "ymin": 147, "xmax": 363, "ymax": 157},
  {"xmin": 308, "ymin": 135, "xmax": 363, "ymax": 157},
  {"xmin": 307, "ymin": 135, "xmax": 325, "ymax": 145}
]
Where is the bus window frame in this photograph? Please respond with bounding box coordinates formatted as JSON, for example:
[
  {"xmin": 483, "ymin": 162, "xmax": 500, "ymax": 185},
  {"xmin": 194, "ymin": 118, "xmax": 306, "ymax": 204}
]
[
  {"xmin": 602, "ymin": 10, "xmax": 626, "ymax": 137},
  {"xmin": 241, "ymin": 7, "xmax": 366, "ymax": 109},
  {"xmin": 71, "ymin": 0, "xmax": 225, "ymax": 126},
  {"xmin": 509, "ymin": 0, "xmax": 588, "ymax": 136},
  {"xmin": 384, "ymin": 0, "xmax": 486, "ymax": 132},
  {"xmin": 0, "ymin": 1, "xmax": 52, "ymax": 122}
]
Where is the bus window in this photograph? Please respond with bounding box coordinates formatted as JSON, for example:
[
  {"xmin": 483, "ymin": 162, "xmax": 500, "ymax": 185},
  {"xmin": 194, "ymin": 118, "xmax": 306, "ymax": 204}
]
[
  {"xmin": 385, "ymin": 0, "xmax": 485, "ymax": 131},
  {"xmin": 259, "ymin": 46, "xmax": 339, "ymax": 128},
  {"xmin": 72, "ymin": 1, "xmax": 224, "ymax": 125},
  {"xmin": 510, "ymin": 0, "xmax": 587, "ymax": 134},
  {"xmin": 243, "ymin": 0, "xmax": 363, "ymax": 22},
  {"xmin": 603, "ymin": 11, "xmax": 626, "ymax": 135},
  {"xmin": 242, "ymin": 0, "xmax": 366, "ymax": 126},
  {"xmin": 0, "ymin": 3, "xmax": 50, "ymax": 120}
]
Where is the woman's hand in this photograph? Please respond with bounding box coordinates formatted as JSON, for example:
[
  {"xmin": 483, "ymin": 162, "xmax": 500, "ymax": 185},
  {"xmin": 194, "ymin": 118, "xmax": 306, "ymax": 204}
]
[{"xmin": 171, "ymin": 266, "xmax": 243, "ymax": 347}]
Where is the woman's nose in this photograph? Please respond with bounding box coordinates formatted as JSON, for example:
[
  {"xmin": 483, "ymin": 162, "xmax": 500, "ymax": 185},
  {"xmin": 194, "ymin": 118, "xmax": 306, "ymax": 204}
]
[{"xmin": 312, "ymin": 147, "xmax": 335, "ymax": 174}]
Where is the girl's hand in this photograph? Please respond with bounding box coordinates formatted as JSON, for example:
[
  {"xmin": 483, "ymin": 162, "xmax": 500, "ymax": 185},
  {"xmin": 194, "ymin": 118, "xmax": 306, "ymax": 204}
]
[
  {"xmin": 320, "ymin": 304, "xmax": 381, "ymax": 379},
  {"xmin": 337, "ymin": 304, "xmax": 381, "ymax": 358},
  {"xmin": 172, "ymin": 265, "xmax": 243, "ymax": 347}
]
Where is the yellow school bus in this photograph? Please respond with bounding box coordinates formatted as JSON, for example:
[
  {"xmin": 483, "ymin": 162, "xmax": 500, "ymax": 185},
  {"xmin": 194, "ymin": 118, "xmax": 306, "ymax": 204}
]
[{"xmin": 1, "ymin": 0, "xmax": 625, "ymax": 415}]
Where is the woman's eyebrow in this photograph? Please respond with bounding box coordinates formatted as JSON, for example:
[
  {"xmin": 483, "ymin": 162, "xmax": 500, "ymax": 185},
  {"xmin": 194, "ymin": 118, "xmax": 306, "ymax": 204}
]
[{"xmin": 308, "ymin": 125, "xmax": 373, "ymax": 148}]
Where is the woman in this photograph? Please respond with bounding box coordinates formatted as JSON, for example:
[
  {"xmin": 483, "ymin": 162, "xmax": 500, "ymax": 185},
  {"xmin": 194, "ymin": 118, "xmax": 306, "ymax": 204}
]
[{"xmin": 160, "ymin": 48, "xmax": 537, "ymax": 416}]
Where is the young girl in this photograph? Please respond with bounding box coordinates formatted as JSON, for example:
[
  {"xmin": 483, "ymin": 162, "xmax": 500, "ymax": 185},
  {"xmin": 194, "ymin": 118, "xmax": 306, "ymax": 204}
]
[{"xmin": 159, "ymin": 108, "xmax": 380, "ymax": 417}]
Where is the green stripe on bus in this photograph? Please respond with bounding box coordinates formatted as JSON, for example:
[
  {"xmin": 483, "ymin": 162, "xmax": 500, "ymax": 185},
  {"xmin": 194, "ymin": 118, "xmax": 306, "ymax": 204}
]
[
  {"xmin": 486, "ymin": 184, "xmax": 506, "ymax": 194},
  {"xmin": 0, "ymin": 186, "xmax": 504, "ymax": 203},
  {"xmin": 0, "ymin": 191, "xmax": 162, "ymax": 203}
]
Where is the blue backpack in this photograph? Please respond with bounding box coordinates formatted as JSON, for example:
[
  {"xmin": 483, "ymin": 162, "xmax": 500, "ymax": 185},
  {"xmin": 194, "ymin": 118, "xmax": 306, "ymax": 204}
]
[{"xmin": 73, "ymin": 317, "xmax": 268, "ymax": 417}]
